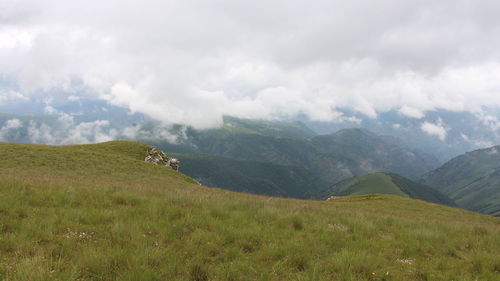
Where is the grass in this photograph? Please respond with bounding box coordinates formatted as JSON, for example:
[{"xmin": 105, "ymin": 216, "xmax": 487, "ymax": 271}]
[
  {"xmin": 0, "ymin": 141, "xmax": 498, "ymax": 280},
  {"xmin": 337, "ymin": 173, "xmax": 409, "ymax": 197},
  {"xmin": 319, "ymin": 173, "xmax": 457, "ymax": 206}
]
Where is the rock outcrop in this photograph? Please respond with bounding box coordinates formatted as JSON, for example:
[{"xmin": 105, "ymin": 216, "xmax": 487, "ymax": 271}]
[{"xmin": 145, "ymin": 147, "xmax": 180, "ymax": 171}]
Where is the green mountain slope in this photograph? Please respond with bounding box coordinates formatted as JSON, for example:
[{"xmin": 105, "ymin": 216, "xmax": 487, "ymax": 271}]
[
  {"xmin": 317, "ymin": 172, "xmax": 456, "ymax": 206},
  {"xmin": 220, "ymin": 116, "xmax": 316, "ymax": 138},
  {"xmin": 422, "ymin": 145, "xmax": 500, "ymax": 216},
  {"xmin": 153, "ymin": 126, "xmax": 440, "ymax": 198},
  {"xmin": 0, "ymin": 141, "xmax": 498, "ymax": 280},
  {"xmin": 309, "ymin": 129, "xmax": 439, "ymax": 181},
  {"xmin": 172, "ymin": 153, "xmax": 323, "ymax": 198}
]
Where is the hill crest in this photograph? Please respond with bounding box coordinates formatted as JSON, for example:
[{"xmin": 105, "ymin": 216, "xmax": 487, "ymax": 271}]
[{"xmin": 316, "ymin": 172, "xmax": 456, "ymax": 206}]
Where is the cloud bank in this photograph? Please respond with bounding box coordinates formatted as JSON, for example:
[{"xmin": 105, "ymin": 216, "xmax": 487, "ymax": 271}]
[
  {"xmin": 1, "ymin": 0, "xmax": 500, "ymax": 128},
  {"xmin": 421, "ymin": 121, "xmax": 448, "ymax": 141}
]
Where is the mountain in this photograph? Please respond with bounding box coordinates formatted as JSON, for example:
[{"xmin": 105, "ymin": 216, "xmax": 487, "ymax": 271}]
[
  {"xmin": 315, "ymin": 172, "xmax": 456, "ymax": 206},
  {"xmin": 303, "ymin": 108, "xmax": 500, "ymax": 162},
  {"xmin": 153, "ymin": 126, "xmax": 441, "ymax": 199},
  {"xmin": 309, "ymin": 129, "xmax": 438, "ymax": 181},
  {"xmin": 422, "ymin": 145, "xmax": 500, "ymax": 216},
  {"xmin": 172, "ymin": 153, "xmax": 322, "ymax": 198},
  {"xmin": 0, "ymin": 141, "xmax": 498, "ymax": 280},
  {"xmin": 220, "ymin": 116, "xmax": 316, "ymax": 139}
]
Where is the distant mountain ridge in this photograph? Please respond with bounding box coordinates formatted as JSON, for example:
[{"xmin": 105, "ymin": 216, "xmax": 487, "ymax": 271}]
[
  {"xmin": 303, "ymin": 108, "xmax": 500, "ymax": 162},
  {"xmin": 220, "ymin": 116, "xmax": 316, "ymax": 138},
  {"xmin": 158, "ymin": 121, "xmax": 439, "ymax": 176},
  {"xmin": 422, "ymin": 145, "xmax": 500, "ymax": 216},
  {"xmin": 309, "ymin": 128, "xmax": 438, "ymax": 181},
  {"xmin": 315, "ymin": 172, "xmax": 456, "ymax": 206},
  {"xmin": 152, "ymin": 119, "xmax": 441, "ymax": 198}
]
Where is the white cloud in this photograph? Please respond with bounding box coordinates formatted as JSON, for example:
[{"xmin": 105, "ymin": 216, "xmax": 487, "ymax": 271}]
[
  {"xmin": 18, "ymin": 102, "xmax": 118, "ymax": 144},
  {"xmin": 0, "ymin": 90, "xmax": 28, "ymax": 103},
  {"xmin": 120, "ymin": 124, "xmax": 187, "ymax": 144},
  {"xmin": 473, "ymin": 139, "xmax": 494, "ymax": 148},
  {"xmin": 26, "ymin": 118, "xmax": 116, "ymax": 145},
  {"xmin": 0, "ymin": 27, "xmax": 36, "ymax": 48},
  {"xmin": 3, "ymin": 119, "xmax": 22, "ymax": 129},
  {"xmin": 459, "ymin": 133, "xmax": 496, "ymax": 150},
  {"xmin": 420, "ymin": 120, "xmax": 448, "ymax": 141},
  {"xmin": 0, "ymin": 118, "xmax": 23, "ymax": 141},
  {"xmin": 1, "ymin": 0, "xmax": 500, "ymax": 128},
  {"xmin": 487, "ymin": 147, "xmax": 498, "ymax": 155},
  {"xmin": 399, "ymin": 105, "xmax": 424, "ymax": 119},
  {"xmin": 475, "ymin": 112, "xmax": 500, "ymax": 131},
  {"xmin": 67, "ymin": 95, "xmax": 79, "ymax": 101}
]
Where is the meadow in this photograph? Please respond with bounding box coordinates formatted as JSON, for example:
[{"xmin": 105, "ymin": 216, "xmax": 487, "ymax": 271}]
[{"xmin": 0, "ymin": 141, "xmax": 498, "ymax": 280}]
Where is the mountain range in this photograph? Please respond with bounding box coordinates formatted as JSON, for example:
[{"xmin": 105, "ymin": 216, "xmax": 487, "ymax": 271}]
[{"xmin": 151, "ymin": 117, "xmax": 440, "ymax": 199}]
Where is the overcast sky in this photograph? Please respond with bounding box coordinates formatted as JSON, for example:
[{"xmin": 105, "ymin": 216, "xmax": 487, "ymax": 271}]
[{"xmin": 1, "ymin": 0, "xmax": 500, "ymax": 128}]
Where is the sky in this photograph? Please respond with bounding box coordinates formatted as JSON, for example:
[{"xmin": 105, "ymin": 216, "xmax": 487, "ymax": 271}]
[{"xmin": 1, "ymin": 0, "xmax": 500, "ymax": 129}]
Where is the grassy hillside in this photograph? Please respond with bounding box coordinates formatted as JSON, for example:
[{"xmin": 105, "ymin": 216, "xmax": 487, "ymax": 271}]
[
  {"xmin": 315, "ymin": 173, "xmax": 456, "ymax": 206},
  {"xmin": 0, "ymin": 141, "xmax": 498, "ymax": 280},
  {"xmin": 422, "ymin": 145, "xmax": 500, "ymax": 216}
]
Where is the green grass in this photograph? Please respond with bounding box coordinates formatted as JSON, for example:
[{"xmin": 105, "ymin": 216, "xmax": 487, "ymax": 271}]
[
  {"xmin": 0, "ymin": 141, "xmax": 498, "ymax": 280},
  {"xmin": 336, "ymin": 173, "xmax": 409, "ymax": 197},
  {"xmin": 316, "ymin": 172, "xmax": 457, "ymax": 206}
]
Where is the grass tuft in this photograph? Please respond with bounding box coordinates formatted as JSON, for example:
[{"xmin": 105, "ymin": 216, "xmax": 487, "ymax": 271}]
[{"xmin": 190, "ymin": 264, "xmax": 209, "ymax": 281}]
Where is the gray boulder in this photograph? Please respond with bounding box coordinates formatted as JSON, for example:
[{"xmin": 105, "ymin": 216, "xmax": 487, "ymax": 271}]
[{"xmin": 145, "ymin": 147, "xmax": 180, "ymax": 171}]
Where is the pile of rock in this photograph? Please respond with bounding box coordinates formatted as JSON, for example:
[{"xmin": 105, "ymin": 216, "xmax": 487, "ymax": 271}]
[{"xmin": 145, "ymin": 147, "xmax": 180, "ymax": 171}]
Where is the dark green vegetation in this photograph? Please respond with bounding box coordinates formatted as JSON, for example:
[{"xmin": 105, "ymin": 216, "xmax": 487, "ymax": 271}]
[
  {"xmin": 172, "ymin": 153, "xmax": 322, "ymax": 198},
  {"xmin": 0, "ymin": 141, "xmax": 499, "ymax": 280},
  {"xmin": 316, "ymin": 172, "xmax": 456, "ymax": 206},
  {"xmin": 422, "ymin": 145, "xmax": 500, "ymax": 216},
  {"xmin": 150, "ymin": 118, "xmax": 439, "ymax": 198}
]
